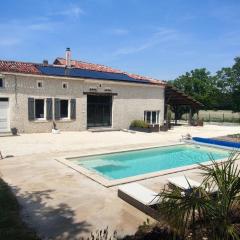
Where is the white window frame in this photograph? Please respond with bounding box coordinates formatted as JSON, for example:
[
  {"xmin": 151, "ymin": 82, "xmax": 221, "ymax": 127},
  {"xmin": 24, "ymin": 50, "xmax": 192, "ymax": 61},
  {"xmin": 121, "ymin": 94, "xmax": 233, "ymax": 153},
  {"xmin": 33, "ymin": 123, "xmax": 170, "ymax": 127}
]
[
  {"xmin": 0, "ymin": 97, "xmax": 10, "ymax": 131},
  {"xmin": 37, "ymin": 80, "xmax": 43, "ymax": 89},
  {"xmin": 144, "ymin": 110, "xmax": 160, "ymax": 125},
  {"xmin": 34, "ymin": 98, "xmax": 46, "ymax": 120},
  {"xmin": 0, "ymin": 77, "xmax": 5, "ymax": 88},
  {"xmin": 62, "ymin": 82, "xmax": 68, "ymax": 89},
  {"xmin": 59, "ymin": 99, "xmax": 70, "ymax": 120}
]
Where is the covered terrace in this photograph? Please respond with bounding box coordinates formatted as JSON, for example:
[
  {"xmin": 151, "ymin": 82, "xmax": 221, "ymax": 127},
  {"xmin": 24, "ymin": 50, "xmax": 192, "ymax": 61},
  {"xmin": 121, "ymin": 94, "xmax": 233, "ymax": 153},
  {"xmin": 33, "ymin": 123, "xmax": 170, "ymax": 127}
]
[{"xmin": 165, "ymin": 85, "xmax": 204, "ymax": 125}]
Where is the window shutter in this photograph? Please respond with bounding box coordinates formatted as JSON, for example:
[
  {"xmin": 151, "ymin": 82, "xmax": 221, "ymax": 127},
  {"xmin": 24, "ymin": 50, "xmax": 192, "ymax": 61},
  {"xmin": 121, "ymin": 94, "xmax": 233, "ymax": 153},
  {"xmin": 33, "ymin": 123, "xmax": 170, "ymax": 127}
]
[
  {"xmin": 46, "ymin": 98, "xmax": 53, "ymax": 120},
  {"xmin": 54, "ymin": 98, "xmax": 60, "ymax": 120},
  {"xmin": 70, "ymin": 99, "xmax": 76, "ymax": 120},
  {"xmin": 28, "ymin": 98, "xmax": 35, "ymax": 121}
]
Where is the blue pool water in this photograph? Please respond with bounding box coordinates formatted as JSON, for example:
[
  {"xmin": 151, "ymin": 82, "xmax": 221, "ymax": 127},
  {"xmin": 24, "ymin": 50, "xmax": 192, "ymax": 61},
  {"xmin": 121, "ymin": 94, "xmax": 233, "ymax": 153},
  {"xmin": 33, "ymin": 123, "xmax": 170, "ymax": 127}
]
[{"xmin": 72, "ymin": 145, "xmax": 229, "ymax": 180}]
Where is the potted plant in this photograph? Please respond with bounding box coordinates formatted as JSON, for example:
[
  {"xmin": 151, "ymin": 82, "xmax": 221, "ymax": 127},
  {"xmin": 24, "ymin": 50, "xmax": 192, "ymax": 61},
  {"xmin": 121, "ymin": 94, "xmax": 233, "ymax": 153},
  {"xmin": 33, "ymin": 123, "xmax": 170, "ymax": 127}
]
[
  {"xmin": 129, "ymin": 120, "xmax": 159, "ymax": 133},
  {"xmin": 52, "ymin": 121, "xmax": 60, "ymax": 134},
  {"xmin": 160, "ymin": 124, "xmax": 168, "ymax": 131},
  {"xmin": 11, "ymin": 127, "xmax": 18, "ymax": 136},
  {"xmin": 148, "ymin": 124, "xmax": 160, "ymax": 132},
  {"xmin": 197, "ymin": 118, "xmax": 204, "ymax": 126}
]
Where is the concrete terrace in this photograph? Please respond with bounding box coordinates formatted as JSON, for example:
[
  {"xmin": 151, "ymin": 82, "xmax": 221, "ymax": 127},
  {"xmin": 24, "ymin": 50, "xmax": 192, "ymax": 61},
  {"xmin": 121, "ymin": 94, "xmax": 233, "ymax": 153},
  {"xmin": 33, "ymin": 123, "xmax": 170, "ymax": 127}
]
[{"xmin": 0, "ymin": 124, "xmax": 239, "ymax": 239}]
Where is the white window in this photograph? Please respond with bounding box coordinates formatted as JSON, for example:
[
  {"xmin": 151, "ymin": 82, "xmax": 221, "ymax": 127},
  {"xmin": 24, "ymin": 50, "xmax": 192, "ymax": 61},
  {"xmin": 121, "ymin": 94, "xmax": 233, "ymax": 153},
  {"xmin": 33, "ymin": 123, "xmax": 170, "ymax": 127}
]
[
  {"xmin": 37, "ymin": 81, "xmax": 43, "ymax": 88},
  {"xmin": 62, "ymin": 82, "xmax": 68, "ymax": 89},
  {"xmin": 144, "ymin": 111, "xmax": 160, "ymax": 125},
  {"xmin": 0, "ymin": 78, "xmax": 5, "ymax": 88},
  {"xmin": 60, "ymin": 99, "xmax": 70, "ymax": 119},
  {"xmin": 35, "ymin": 99, "xmax": 45, "ymax": 119}
]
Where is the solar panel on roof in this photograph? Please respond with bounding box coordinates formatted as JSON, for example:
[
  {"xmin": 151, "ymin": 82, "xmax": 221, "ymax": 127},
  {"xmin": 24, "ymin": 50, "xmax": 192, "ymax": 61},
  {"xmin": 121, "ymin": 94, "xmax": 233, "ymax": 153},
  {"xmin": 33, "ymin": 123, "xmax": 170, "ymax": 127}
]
[{"xmin": 36, "ymin": 65, "xmax": 150, "ymax": 84}]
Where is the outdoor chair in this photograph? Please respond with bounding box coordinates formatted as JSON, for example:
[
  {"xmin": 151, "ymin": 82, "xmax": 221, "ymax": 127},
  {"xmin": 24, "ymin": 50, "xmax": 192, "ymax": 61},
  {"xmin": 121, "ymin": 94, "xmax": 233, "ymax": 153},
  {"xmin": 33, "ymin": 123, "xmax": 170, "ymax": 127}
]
[{"xmin": 118, "ymin": 183, "xmax": 161, "ymax": 220}]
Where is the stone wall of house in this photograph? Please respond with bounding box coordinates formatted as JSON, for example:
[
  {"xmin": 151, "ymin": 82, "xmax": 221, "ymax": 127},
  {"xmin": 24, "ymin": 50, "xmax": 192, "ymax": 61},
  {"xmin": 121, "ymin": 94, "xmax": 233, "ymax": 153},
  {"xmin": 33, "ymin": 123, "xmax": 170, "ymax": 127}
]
[{"xmin": 0, "ymin": 73, "xmax": 165, "ymax": 133}]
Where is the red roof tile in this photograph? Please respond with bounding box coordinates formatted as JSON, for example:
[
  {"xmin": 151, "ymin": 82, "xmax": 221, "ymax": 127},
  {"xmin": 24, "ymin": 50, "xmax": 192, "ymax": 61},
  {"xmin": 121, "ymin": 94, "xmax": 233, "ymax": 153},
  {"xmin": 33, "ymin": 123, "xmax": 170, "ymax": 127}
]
[
  {"xmin": 54, "ymin": 58, "xmax": 123, "ymax": 74},
  {"xmin": 0, "ymin": 58, "xmax": 165, "ymax": 85},
  {"xmin": 0, "ymin": 60, "xmax": 41, "ymax": 74}
]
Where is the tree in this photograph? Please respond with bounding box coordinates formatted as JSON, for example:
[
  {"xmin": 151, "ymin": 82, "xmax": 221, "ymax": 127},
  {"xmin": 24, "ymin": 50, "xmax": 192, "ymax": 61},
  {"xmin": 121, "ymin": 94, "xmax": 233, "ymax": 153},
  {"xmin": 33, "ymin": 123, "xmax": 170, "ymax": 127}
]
[
  {"xmin": 216, "ymin": 57, "xmax": 240, "ymax": 112},
  {"xmin": 170, "ymin": 68, "xmax": 218, "ymax": 109},
  {"xmin": 170, "ymin": 56, "xmax": 240, "ymax": 112}
]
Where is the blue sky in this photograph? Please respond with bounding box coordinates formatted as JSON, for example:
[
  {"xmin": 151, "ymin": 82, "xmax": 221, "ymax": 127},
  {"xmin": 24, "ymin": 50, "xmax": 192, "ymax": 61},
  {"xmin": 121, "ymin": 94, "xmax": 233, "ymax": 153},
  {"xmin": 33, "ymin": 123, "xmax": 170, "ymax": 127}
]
[{"xmin": 0, "ymin": 0, "xmax": 240, "ymax": 80}]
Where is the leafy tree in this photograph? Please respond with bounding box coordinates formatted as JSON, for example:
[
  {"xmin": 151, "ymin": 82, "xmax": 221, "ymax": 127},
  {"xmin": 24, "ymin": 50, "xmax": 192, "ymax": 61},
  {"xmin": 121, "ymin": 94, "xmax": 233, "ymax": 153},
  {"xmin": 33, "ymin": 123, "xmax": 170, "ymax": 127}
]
[
  {"xmin": 170, "ymin": 56, "xmax": 240, "ymax": 112},
  {"xmin": 170, "ymin": 68, "xmax": 218, "ymax": 109},
  {"xmin": 216, "ymin": 57, "xmax": 240, "ymax": 111}
]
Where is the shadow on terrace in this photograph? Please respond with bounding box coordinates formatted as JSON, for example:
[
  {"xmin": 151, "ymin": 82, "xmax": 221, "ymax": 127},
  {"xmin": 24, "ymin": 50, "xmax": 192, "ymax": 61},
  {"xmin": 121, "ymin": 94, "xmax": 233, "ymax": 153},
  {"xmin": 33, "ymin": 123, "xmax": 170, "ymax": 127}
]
[{"xmin": 11, "ymin": 186, "xmax": 91, "ymax": 240}]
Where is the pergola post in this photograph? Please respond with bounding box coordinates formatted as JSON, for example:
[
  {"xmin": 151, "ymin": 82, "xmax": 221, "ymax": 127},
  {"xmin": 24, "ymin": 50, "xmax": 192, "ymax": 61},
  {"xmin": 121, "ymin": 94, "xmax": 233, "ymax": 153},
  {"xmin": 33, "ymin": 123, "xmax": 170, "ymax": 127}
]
[
  {"xmin": 166, "ymin": 104, "xmax": 172, "ymax": 129},
  {"xmin": 188, "ymin": 107, "xmax": 193, "ymax": 125},
  {"xmin": 174, "ymin": 106, "xmax": 178, "ymax": 125}
]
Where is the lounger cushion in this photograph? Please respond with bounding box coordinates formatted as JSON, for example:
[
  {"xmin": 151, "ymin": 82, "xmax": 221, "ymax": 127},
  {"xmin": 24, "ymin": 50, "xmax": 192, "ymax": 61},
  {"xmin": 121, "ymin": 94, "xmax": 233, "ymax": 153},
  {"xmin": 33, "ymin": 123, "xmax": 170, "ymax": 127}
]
[
  {"xmin": 118, "ymin": 183, "xmax": 160, "ymax": 206},
  {"xmin": 167, "ymin": 176, "xmax": 201, "ymax": 190}
]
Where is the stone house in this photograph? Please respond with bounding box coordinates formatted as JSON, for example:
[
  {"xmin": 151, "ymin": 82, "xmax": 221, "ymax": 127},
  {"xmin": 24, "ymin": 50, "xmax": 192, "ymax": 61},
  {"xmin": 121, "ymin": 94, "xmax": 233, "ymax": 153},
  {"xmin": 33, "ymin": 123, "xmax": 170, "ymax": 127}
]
[{"xmin": 0, "ymin": 49, "xmax": 166, "ymax": 133}]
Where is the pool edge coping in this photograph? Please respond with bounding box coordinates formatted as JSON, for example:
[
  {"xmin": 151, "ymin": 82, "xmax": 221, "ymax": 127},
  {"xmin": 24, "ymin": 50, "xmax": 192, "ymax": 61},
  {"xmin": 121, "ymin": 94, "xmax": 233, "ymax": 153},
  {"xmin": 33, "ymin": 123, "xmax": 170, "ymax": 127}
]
[{"xmin": 55, "ymin": 142, "xmax": 230, "ymax": 188}]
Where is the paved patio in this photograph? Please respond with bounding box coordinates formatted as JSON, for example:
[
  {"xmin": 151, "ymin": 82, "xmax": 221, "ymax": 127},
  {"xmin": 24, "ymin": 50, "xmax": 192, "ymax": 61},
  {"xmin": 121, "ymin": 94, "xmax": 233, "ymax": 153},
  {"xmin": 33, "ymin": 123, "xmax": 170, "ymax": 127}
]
[{"xmin": 0, "ymin": 124, "xmax": 239, "ymax": 239}]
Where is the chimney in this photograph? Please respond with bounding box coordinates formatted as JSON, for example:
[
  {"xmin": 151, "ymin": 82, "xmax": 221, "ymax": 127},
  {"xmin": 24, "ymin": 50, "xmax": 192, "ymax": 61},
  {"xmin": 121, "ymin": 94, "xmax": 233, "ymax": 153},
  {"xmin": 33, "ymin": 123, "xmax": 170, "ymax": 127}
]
[
  {"xmin": 43, "ymin": 60, "xmax": 48, "ymax": 66},
  {"xmin": 65, "ymin": 47, "xmax": 71, "ymax": 68}
]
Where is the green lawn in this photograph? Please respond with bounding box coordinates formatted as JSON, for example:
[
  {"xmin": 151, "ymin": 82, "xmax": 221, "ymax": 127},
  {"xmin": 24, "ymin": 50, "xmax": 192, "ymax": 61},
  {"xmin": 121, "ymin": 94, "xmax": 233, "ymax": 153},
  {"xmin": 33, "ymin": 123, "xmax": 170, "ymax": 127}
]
[{"xmin": 0, "ymin": 178, "xmax": 39, "ymax": 240}]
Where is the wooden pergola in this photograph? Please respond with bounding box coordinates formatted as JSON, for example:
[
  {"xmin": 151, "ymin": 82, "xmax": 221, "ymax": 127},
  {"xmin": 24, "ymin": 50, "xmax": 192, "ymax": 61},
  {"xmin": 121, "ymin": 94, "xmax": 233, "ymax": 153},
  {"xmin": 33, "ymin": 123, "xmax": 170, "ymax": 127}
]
[{"xmin": 165, "ymin": 85, "xmax": 204, "ymax": 125}]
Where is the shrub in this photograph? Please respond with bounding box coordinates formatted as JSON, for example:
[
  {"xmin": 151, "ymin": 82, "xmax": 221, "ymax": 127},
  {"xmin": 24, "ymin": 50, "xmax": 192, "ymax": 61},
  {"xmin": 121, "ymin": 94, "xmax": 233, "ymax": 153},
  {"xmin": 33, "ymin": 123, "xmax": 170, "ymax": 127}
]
[
  {"xmin": 130, "ymin": 120, "xmax": 148, "ymax": 129},
  {"xmin": 157, "ymin": 151, "xmax": 240, "ymax": 239},
  {"xmin": 82, "ymin": 227, "xmax": 117, "ymax": 240},
  {"xmin": 122, "ymin": 219, "xmax": 181, "ymax": 240}
]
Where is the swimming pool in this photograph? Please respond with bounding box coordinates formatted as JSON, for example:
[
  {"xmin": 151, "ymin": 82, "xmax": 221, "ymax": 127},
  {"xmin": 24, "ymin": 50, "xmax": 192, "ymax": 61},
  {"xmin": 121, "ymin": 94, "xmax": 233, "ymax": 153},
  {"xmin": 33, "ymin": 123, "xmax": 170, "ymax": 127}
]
[{"xmin": 72, "ymin": 144, "xmax": 229, "ymax": 180}]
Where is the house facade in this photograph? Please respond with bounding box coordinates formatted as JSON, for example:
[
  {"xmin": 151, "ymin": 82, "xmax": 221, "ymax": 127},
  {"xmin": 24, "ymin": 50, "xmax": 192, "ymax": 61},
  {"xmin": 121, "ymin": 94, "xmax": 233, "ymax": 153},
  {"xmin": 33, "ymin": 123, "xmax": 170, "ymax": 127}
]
[{"xmin": 0, "ymin": 50, "xmax": 165, "ymax": 133}]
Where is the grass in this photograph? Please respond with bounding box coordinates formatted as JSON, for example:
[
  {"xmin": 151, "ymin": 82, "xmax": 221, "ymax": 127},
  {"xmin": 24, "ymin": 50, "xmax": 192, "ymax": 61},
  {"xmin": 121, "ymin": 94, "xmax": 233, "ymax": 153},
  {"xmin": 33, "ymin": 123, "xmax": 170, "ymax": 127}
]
[
  {"xmin": 0, "ymin": 178, "xmax": 39, "ymax": 240},
  {"xmin": 180, "ymin": 110, "xmax": 240, "ymax": 124}
]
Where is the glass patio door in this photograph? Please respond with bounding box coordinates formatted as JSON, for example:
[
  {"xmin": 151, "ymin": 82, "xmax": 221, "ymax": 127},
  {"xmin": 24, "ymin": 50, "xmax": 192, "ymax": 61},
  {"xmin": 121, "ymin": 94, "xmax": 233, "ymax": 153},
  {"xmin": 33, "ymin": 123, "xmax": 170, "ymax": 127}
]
[{"xmin": 87, "ymin": 95, "xmax": 112, "ymax": 128}]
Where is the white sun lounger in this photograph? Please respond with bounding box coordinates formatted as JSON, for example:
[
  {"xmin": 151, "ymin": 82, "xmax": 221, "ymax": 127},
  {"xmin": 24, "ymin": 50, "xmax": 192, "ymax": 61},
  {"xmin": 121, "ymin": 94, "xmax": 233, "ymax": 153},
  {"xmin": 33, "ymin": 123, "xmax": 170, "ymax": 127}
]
[
  {"xmin": 118, "ymin": 183, "xmax": 160, "ymax": 220},
  {"xmin": 167, "ymin": 176, "xmax": 201, "ymax": 190},
  {"xmin": 168, "ymin": 176, "xmax": 218, "ymax": 194}
]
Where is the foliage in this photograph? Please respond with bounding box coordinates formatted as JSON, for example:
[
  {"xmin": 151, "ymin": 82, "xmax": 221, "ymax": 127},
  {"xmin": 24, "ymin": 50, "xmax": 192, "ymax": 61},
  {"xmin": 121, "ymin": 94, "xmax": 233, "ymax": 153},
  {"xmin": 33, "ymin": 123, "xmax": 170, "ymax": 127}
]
[
  {"xmin": 170, "ymin": 56, "xmax": 240, "ymax": 113},
  {"xmin": 130, "ymin": 120, "xmax": 148, "ymax": 129},
  {"xmin": 199, "ymin": 152, "xmax": 240, "ymax": 240},
  {"xmin": 171, "ymin": 68, "xmax": 218, "ymax": 109},
  {"xmin": 157, "ymin": 151, "xmax": 240, "ymax": 240},
  {"xmin": 216, "ymin": 57, "xmax": 240, "ymax": 112},
  {"xmin": 81, "ymin": 227, "xmax": 118, "ymax": 240},
  {"xmin": 83, "ymin": 224, "xmax": 180, "ymax": 240},
  {"xmin": 0, "ymin": 178, "xmax": 39, "ymax": 240},
  {"xmin": 122, "ymin": 219, "xmax": 182, "ymax": 240}
]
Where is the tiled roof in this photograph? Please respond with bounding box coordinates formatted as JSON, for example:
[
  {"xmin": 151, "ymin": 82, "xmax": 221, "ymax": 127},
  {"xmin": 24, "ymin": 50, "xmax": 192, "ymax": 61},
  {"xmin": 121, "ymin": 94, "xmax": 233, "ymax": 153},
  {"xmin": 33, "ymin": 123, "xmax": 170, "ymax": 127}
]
[
  {"xmin": 54, "ymin": 58, "xmax": 123, "ymax": 74},
  {"xmin": 0, "ymin": 58, "xmax": 166, "ymax": 85},
  {"xmin": 54, "ymin": 57, "xmax": 166, "ymax": 85},
  {"xmin": 0, "ymin": 60, "xmax": 41, "ymax": 74}
]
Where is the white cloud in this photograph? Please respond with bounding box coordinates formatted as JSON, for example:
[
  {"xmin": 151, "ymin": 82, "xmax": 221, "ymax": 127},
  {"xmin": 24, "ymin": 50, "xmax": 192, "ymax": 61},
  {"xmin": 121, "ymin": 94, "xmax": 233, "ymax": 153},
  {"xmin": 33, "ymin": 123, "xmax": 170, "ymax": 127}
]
[
  {"xmin": 0, "ymin": 19, "xmax": 60, "ymax": 48},
  {"xmin": 0, "ymin": 4, "xmax": 85, "ymax": 50},
  {"xmin": 111, "ymin": 28, "xmax": 129, "ymax": 36},
  {"xmin": 27, "ymin": 22, "xmax": 57, "ymax": 31},
  {"xmin": 49, "ymin": 5, "xmax": 85, "ymax": 19},
  {"xmin": 113, "ymin": 28, "xmax": 178, "ymax": 56},
  {"xmin": 0, "ymin": 38, "xmax": 21, "ymax": 47}
]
